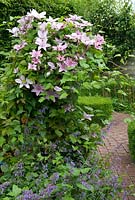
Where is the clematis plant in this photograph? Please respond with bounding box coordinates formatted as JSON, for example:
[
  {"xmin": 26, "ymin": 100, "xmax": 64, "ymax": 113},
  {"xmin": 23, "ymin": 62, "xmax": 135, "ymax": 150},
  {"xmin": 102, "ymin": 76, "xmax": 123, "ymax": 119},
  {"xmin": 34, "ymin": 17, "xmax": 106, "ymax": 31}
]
[{"xmin": 7, "ymin": 9, "xmax": 106, "ymax": 141}]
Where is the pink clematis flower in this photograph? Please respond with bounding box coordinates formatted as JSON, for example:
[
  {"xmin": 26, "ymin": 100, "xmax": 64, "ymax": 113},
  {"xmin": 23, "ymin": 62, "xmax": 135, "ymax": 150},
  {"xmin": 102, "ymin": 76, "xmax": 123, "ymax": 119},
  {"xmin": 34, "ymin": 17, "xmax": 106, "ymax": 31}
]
[
  {"xmin": 58, "ymin": 63, "xmax": 67, "ymax": 72},
  {"xmin": 81, "ymin": 36, "xmax": 94, "ymax": 46},
  {"xmin": 28, "ymin": 63, "xmax": 37, "ymax": 70},
  {"xmin": 32, "ymin": 57, "xmax": 41, "ymax": 65},
  {"xmin": 80, "ymin": 19, "xmax": 93, "ymax": 27},
  {"xmin": 38, "ymin": 22, "xmax": 47, "ymax": 31},
  {"xmin": 31, "ymin": 84, "xmax": 44, "ymax": 96},
  {"xmin": 8, "ymin": 27, "xmax": 20, "ymax": 37},
  {"xmin": 83, "ymin": 113, "xmax": 94, "ymax": 121},
  {"xmin": 65, "ymin": 30, "xmax": 82, "ymax": 42},
  {"xmin": 15, "ymin": 75, "xmax": 33, "ymax": 88},
  {"xmin": 53, "ymin": 42, "xmax": 67, "ymax": 52},
  {"xmin": 35, "ymin": 37, "xmax": 51, "ymax": 51},
  {"xmin": 51, "ymin": 22, "xmax": 65, "ymax": 31},
  {"xmin": 57, "ymin": 55, "xmax": 65, "ymax": 61},
  {"xmin": 46, "ymin": 16, "xmax": 59, "ymax": 23},
  {"xmin": 94, "ymin": 34, "xmax": 105, "ymax": 50},
  {"xmin": 68, "ymin": 14, "xmax": 82, "ymax": 21},
  {"xmin": 54, "ymin": 86, "xmax": 62, "ymax": 92},
  {"xmin": 64, "ymin": 57, "xmax": 77, "ymax": 67},
  {"xmin": 30, "ymin": 50, "xmax": 42, "ymax": 58},
  {"xmin": 55, "ymin": 38, "xmax": 63, "ymax": 44},
  {"xmin": 14, "ymin": 67, "xmax": 19, "ymax": 74},
  {"xmin": 13, "ymin": 41, "xmax": 27, "ymax": 51},
  {"xmin": 17, "ymin": 15, "xmax": 33, "ymax": 35},
  {"xmin": 48, "ymin": 62, "xmax": 56, "ymax": 70},
  {"xmin": 46, "ymin": 90, "xmax": 59, "ymax": 102},
  {"xmin": 36, "ymin": 28, "xmax": 50, "ymax": 51},
  {"xmin": 27, "ymin": 9, "xmax": 46, "ymax": 19},
  {"xmin": 38, "ymin": 30, "xmax": 48, "ymax": 39}
]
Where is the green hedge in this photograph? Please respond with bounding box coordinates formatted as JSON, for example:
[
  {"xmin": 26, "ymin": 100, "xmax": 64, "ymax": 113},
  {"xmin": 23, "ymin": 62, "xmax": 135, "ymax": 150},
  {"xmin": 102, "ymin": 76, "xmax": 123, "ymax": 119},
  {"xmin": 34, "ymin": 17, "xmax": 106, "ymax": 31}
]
[
  {"xmin": 78, "ymin": 96, "xmax": 113, "ymax": 126},
  {"xmin": 0, "ymin": 0, "xmax": 74, "ymax": 21},
  {"xmin": 128, "ymin": 120, "xmax": 135, "ymax": 161}
]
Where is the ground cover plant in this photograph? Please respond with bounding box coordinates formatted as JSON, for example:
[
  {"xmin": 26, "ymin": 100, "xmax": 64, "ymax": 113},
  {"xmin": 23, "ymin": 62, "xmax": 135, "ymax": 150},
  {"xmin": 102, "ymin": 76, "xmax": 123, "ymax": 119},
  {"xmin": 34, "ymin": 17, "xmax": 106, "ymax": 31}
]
[{"xmin": 0, "ymin": 9, "xmax": 124, "ymax": 200}]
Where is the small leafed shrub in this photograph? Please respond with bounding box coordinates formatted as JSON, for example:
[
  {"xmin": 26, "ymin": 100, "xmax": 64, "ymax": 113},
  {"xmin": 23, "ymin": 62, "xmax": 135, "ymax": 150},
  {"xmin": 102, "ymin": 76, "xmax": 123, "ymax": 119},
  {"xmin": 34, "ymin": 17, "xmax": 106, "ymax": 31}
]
[
  {"xmin": 78, "ymin": 96, "xmax": 113, "ymax": 126},
  {"xmin": 128, "ymin": 120, "xmax": 135, "ymax": 162}
]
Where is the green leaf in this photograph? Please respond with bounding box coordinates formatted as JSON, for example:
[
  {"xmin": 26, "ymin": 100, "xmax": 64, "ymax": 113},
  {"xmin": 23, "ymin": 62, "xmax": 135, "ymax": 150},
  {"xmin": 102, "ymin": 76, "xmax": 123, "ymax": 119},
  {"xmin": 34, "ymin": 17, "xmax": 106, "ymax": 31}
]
[
  {"xmin": 114, "ymin": 54, "xmax": 121, "ymax": 57},
  {"xmin": 77, "ymin": 183, "xmax": 89, "ymax": 190},
  {"xmin": 117, "ymin": 90, "xmax": 127, "ymax": 96},
  {"xmin": 77, "ymin": 183, "xmax": 94, "ymax": 192},
  {"xmin": 55, "ymin": 130, "xmax": 63, "ymax": 137},
  {"xmin": 81, "ymin": 168, "xmax": 90, "ymax": 174},
  {"xmin": 63, "ymin": 195, "xmax": 75, "ymax": 200},
  {"xmin": 83, "ymin": 82, "xmax": 91, "ymax": 89},
  {"xmin": 18, "ymin": 135, "xmax": 24, "ymax": 143},
  {"xmin": 69, "ymin": 135, "xmax": 77, "ymax": 143},
  {"xmin": 8, "ymin": 185, "xmax": 21, "ymax": 197},
  {"xmin": 38, "ymin": 97, "xmax": 45, "ymax": 103},
  {"xmin": 1, "ymin": 163, "xmax": 8, "ymax": 172},
  {"xmin": 45, "ymin": 83, "xmax": 53, "ymax": 90},
  {"xmin": 91, "ymin": 81, "xmax": 101, "ymax": 89},
  {"xmin": 72, "ymin": 168, "xmax": 80, "ymax": 176},
  {"xmin": 59, "ymin": 92, "xmax": 68, "ymax": 99},
  {"xmin": 0, "ymin": 136, "xmax": 5, "ymax": 147},
  {"xmin": 61, "ymin": 76, "xmax": 74, "ymax": 84},
  {"xmin": 79, "ymin": 60, "xmax": 89, "ymax": 68}
]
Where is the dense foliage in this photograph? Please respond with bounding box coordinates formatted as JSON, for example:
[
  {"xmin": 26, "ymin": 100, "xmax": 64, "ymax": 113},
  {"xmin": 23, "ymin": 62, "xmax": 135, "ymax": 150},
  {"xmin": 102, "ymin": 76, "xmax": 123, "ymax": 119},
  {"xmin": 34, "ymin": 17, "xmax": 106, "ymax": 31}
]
[
  {"xmin": 128, "ymin": 120, "xmax": 135, "ymax": 162},
  {"xmin": 0, "ymin": 10, "xmax": 123, "ymax": 200},
  {"xmin": 85, "ymin": 70, "xmax": 135, "ymax": 112}
]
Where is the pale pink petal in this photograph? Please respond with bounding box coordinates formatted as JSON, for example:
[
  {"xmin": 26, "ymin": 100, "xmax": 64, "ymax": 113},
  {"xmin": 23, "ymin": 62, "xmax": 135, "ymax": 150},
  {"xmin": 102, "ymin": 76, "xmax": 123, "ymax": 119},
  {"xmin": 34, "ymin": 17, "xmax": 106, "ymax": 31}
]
[
  {"xmin": 54, "ymin": 86, "xmax": 62, "ymax": 92},
  {"xmin": 15, "ymin": 79, "xmax": 22, "ymax": 84}
]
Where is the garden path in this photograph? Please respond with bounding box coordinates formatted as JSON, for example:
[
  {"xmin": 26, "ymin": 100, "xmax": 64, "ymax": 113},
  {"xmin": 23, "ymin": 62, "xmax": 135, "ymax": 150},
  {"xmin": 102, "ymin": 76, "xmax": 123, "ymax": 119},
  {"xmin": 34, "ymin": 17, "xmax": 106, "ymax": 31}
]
[{"xmin": 98, "ymin": 112, "xmax": 135, "ymax": 200}]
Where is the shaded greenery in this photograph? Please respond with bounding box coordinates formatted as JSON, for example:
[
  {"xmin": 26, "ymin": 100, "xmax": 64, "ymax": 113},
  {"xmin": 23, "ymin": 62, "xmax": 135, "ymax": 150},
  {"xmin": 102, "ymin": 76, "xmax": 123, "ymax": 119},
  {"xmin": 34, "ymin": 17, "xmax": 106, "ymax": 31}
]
[
  {"xmin": 128, "ymin": 120, "xmax": 135, "ymax": 162},
  {"xmin": 0, "ymin": 0, "xmax": 74, "ymax": 21}
]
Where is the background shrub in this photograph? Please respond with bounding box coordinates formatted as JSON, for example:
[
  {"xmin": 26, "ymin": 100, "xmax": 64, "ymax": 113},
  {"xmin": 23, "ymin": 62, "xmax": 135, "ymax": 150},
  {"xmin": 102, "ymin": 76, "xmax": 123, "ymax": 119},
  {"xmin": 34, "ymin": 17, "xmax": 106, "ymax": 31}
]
[
  {"xmin": 128, "ymin": 120, "xmax": 135, "ymax": 162},
  {"xmin": 72, "ymin": 0, "xmax": 135, "ymax": 66}
]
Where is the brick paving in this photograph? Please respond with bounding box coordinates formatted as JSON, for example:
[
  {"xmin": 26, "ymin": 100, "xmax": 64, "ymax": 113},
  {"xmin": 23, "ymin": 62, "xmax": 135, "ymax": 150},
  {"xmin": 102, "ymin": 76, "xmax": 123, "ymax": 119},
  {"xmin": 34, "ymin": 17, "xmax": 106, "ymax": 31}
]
[{"xmin": 98, "ymin": 112, "xmax": 135, "ymax": 200}]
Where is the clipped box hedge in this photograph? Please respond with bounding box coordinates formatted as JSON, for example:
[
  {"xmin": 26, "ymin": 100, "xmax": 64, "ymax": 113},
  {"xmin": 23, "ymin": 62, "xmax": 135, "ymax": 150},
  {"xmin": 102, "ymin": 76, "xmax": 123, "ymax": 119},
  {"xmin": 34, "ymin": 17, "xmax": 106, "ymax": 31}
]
[
  {"xmin": 78, "ymin": 96, "xmax": 113, "ymax": 126},
  {"xmin": 128, "ymin": 120, "xmax": 135, "ymax": 162}
]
